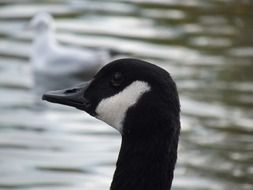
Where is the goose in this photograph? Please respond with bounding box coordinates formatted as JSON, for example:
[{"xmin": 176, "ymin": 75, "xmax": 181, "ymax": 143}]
[
  {"xmin": 42, "ymin": 58, "xmax": 180, "ymax": 190},
  {"xmin": 28, "ymin": 12, "xmax": 110, "ymax": 96}
]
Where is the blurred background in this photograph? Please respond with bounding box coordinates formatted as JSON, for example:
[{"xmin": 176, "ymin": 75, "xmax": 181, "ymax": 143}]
[{"xmin": 0, "ymin": 0, "xmax": 252, "ymax": 190}]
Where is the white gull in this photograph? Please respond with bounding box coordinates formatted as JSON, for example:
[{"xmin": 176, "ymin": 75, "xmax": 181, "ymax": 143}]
[{"xmin": 29, "ymin": 12, "xmax": 110, "ymax": 97}]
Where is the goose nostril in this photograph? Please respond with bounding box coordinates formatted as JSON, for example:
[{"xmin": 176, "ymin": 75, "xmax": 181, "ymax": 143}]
[{"xmin": 64, "ymin": 88, "xmax": 78, "ymax": 94}]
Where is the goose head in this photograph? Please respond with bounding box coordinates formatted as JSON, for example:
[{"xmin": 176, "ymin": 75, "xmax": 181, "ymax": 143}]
[{"xmin": 43, "ymin": 58, "xmax": 180, "ymax": 190}]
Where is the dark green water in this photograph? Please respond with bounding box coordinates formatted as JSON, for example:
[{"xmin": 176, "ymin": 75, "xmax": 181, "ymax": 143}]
[{"xmin": 0, "ymin": 0, "xmax": 252, "ymax": 190}]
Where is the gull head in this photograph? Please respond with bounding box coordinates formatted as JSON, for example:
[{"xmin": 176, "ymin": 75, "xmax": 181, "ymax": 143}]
[{"xmin": 29, "ymin": 12, "xmax": 55, "ymax": 33}]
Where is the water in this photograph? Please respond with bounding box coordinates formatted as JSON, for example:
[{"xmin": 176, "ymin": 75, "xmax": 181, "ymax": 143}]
[{"xmin": 0, "ymin": 0, "xmax": 253, "ymax": 190}]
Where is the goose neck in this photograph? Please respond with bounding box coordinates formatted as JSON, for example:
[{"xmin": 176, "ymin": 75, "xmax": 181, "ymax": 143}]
[{"xmin": 110, "ymin": 125, "xmax": 179, "ymax": 190}]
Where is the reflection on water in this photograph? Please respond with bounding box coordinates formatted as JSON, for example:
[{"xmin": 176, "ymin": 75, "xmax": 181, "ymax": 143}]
[{"xmin": 0, "ymin": 0, "xmax": 252, "ymax": 190}]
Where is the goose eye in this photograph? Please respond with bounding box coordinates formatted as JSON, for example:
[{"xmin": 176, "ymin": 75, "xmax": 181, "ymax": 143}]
[{"xmin": 111, "ymin": 72, "xmax": 124, "ymax": 87}]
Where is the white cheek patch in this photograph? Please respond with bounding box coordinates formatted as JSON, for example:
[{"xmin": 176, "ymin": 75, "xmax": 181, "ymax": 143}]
[{"xmin": 95, "ymin": 81, "xmax": 151, "ymax": 132}]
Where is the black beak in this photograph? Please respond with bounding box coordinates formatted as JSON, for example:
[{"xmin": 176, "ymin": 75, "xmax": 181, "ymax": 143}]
[{"xmin": 42, "ymin": 81, "xmax": 92, "ymax": 112}]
